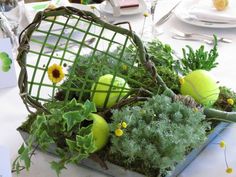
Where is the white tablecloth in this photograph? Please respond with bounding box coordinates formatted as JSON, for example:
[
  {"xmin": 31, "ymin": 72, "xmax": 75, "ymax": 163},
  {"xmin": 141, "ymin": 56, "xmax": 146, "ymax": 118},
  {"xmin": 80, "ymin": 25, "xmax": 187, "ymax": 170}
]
[{"xmin": 1, "ymin": 0, "xmax": 236, "ymax": 177}]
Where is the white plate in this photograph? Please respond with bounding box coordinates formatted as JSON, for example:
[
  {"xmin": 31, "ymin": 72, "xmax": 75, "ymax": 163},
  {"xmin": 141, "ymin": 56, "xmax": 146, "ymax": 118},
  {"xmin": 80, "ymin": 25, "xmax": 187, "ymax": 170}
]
[
  {"xmin": 174, "ymin": 0, "xmax": 236, "ymax": 28},
  {"xmin": 24, "ymin": 0, "xmax": 71, "ymax": 24},
  {"xmin": 24, "ymin": 1, "xmax": 100, "ymax": 24},
  {"xmin": 99, "ymin": 0, "xmax": 146, "ymax": 16}
]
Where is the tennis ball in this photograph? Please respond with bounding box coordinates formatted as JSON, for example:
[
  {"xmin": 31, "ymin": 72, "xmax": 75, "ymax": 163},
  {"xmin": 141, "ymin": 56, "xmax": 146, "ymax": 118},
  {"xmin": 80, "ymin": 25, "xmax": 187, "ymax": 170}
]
[
  {"xmin": 90, "ymin": 113, "xmax": 109, "ymax": 151},
  {"xmin": 180, "ymin": 70, "xmax": 220, "ymax": 106},
  {"xmin": 91, "ymin": 74, "xmax": 130, "ymax": 108}
]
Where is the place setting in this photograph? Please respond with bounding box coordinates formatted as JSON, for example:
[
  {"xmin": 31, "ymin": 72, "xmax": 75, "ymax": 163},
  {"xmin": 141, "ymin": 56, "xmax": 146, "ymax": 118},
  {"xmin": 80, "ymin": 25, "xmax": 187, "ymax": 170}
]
[{"xmin": 174, "ymin": 0, "xmax": 236, "ymax": 28}]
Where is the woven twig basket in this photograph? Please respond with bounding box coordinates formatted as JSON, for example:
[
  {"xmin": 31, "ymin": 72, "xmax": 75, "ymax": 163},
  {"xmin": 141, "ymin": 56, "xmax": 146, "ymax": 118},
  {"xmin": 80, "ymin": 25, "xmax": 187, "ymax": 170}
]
[{"xmin": 17, "ymin": 6, "xmax": 157, "ymax": 113}]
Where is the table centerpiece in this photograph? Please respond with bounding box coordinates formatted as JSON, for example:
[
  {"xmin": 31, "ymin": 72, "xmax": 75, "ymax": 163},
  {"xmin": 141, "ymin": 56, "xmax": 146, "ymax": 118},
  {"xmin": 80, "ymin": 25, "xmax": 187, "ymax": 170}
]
[{"xmin": 13, "ymin": 6, "xmax": 236, "ymax": 177}]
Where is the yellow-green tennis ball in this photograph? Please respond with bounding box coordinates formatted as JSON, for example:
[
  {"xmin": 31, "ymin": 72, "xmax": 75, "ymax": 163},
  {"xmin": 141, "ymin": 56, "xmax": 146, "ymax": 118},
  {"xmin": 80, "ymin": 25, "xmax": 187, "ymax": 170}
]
[
  {"xmin": 180, "ymin": 70, "xmax": 220, "ymax": 106},
  {"xmin": 90, "ymin": 113, "xmax": 109, "ymax": 151},
  {"xmin": 91, "ymin": 74, "xmax": 130, "ymax": 108}
]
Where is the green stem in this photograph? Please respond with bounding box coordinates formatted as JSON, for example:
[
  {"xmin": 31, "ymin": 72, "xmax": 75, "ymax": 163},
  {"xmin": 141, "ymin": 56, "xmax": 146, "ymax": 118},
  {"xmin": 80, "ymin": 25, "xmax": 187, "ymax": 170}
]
[
  {"xmin": 204, "ymin": 108, "xmax": 236, "ymax": 123},
  {"xmin": 140, "ymin": 17, "xmax": 146, "ymax": 38}
]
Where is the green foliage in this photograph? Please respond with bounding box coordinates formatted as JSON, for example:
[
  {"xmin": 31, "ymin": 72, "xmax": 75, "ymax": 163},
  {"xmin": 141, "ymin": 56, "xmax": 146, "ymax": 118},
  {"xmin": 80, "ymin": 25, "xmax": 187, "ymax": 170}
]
[
  {"xmin": 146, "ymin": 40, "xmax": 175, "ymax": 69},
  {"xmin": 55, "ymin": 45, "xmax": 151, "ymax": 102},
  {"xmin": 214, "ymin": 86, "xmax": 236, "ymax": 112},
  {"xmin": 109, "ymin": 94, "xmax": 210, "ymax": 177},
  {"xmin": 16, "ymin": 38, "xmax": 224, "ymax": 176},
  {"xmin": 176, "ymin": 36, "xmax": 219, "ymax": 75},
  {"xmin": 13, "ymin": 99, "xmax": 97, "ymax": 176},
  {"xmin": 55, "ymin": 51, "xmax": 115, "ymax": 102},
  {"xmin": 121, "ymin": 44, "xmax": 180, "ymax": 94},
  {"xmin": 55, "ymin": 40, "xmax": 183, "ymax": 103},
  {"xmin": 156, "ymin": 66, "xmax": 180, "ymax": 94}
]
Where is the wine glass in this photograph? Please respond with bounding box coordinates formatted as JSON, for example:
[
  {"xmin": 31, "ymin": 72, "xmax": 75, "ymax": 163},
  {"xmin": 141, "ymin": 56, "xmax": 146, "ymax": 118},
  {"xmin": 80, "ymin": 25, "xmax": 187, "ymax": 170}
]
[{"xmin": 139, "ymin": 0, "xmax": 162, "ymax": 41}]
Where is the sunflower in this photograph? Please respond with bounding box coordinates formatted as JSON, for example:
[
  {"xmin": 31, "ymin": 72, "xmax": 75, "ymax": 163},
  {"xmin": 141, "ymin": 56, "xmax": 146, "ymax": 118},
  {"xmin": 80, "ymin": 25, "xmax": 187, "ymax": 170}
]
[{"xmin": 47, "ymin": 64, "xmax": 65, "ymax": 84}]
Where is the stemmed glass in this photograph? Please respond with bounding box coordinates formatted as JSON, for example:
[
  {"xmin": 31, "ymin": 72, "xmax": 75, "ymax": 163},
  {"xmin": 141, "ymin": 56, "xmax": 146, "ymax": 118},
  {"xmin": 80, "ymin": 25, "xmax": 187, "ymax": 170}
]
[{"xmin": 139, "ymin": 0, "xmax": 161, "ymax": 41}]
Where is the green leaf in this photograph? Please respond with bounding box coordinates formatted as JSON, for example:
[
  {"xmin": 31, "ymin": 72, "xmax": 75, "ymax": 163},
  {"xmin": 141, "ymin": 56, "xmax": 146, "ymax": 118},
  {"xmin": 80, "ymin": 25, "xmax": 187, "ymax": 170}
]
[
  {"xmin": 83, "ymin": 133, "xmax": 95, "ymax": 150},
  {"xmin": 78, "ymin": 124, "xmax": 93, "ymax": 136},
  {"xmin": 18, "ymin": 144, "xmax": 25, "ymax": 154},
  {"xmin": 63, "ymin": 111, "xmax": 86, "ymax": 131},
  {"xmin": 38, "ymin": 130, "xmax": 54, "ymax": 150},
  {"xmin": 66, "ymin": 139, "xmax": 77, "ymax": 151},
  {"xmin": 49, "ymin": 109, "xmax": 64, "ymax": 122},
  {"xmin": 20, "ymin": 147, "xmax": 31, "ymax": 170},
  {"xmin": 50, "ymin": 161, "xmax": 66, "ymax": 177},
  {"xmin": 75, "ymin": 133, "xmax": 96, "ymax": 153},
  {"xmin": 176, "ymin": 38, "xmax": 219, "ymax": 75},
  {"xmin": 76, "ymin": 135, "xmax": 85, "ymax": 147},
  {"xmin": 12, "ymin": 156, "xmax": 21, "ymax": 174},
  {"xmin": 31, "ymin": 114, "xmax": 47, "ymax": 132},
  {"xmin": 62, "ymin": 98, "xmax": 83, "ymax": 112},
  {"xmin": 83, "ymin": 100, "xmax": 97, "ymax": 116},
  {"xmin": 16, "ymin": 161, "xmax": 20, "ymax": 174},
  {"xmin": 69, "ymin": 153, "xmax": 89, "ymax": 163}
]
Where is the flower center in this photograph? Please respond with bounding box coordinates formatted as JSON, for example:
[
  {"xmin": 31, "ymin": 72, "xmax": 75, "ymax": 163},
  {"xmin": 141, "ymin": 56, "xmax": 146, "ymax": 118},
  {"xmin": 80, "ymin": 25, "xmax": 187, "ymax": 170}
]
[{"xmin": 52, "ymin": 69, "xmax": 60, "ymax": 78}]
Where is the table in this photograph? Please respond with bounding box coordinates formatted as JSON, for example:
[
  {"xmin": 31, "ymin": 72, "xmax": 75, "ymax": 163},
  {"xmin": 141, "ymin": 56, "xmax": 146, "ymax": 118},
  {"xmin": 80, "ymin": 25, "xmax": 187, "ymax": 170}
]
[{"xmin": 1, "ymin": 0, "xmax": 236, "ymax": 177}]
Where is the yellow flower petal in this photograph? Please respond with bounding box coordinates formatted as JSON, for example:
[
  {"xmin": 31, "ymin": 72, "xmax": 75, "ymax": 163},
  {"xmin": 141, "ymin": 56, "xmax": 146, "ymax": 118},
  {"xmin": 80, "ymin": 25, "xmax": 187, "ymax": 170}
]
[
  {"xmin": 115, "ymin": 129, "xmax": 123, "ymax": 137},
  {"xmin": 227, "ymin": 98, "xmax": 234, "ymax": 106},
  {"xmin": 219, "ymin": 140, "xmax": 226, "ymax": 148},
  {"xmin": 122, "ymin": 122, "xmax": 127, "ymax": 128},
  {"xmin": 143, "ymin": 12, "xmax": 149, "ymax": 17},
  {"xmin": 226, "ymin": 167, "xmax": 233, "ymax": 174},
  {"xmin": 47, "ymin": 64, "xmax": 65, "ymax": 84}
]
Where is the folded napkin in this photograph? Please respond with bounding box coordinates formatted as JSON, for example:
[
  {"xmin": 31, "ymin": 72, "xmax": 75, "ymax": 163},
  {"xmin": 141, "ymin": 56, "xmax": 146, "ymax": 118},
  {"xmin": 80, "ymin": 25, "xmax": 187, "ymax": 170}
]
[
  {"xmin": 188, "ymin": 0, "xmax": 236, "ymax": 23},
  {"xmin": 118, "ymin": 0, "xmax": 139, "ymax": 9},
  {"xmin": 107, "ymin": 0, "xmax": 140, "ymax": 16}
]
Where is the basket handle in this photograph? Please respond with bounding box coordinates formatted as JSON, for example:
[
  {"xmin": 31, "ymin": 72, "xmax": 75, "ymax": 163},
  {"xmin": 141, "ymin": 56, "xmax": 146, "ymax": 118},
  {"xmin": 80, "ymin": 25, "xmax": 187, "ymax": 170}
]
[{"xmin": 112, "ymin": 21, "xmax": 133, "ymax": 32}]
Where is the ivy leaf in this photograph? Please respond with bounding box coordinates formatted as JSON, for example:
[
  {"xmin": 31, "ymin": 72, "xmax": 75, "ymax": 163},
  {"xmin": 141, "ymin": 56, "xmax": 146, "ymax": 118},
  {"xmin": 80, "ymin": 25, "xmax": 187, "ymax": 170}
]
[
  {"xmin": 78, "ymin": 124, "xmax": 93, "ymax": 136},
  {"xmin": 49, "ymin": 109, "xmax": 64, "ymax": 123},
  {"xmin": 83, "ymin": 133, "xmax": 95, "ymax": 150},
  {"xmin": 66, "ymin": 139, "xmax": 77, "ymax": 151},
  {"xmin": 31, "ymin": 115, "xmax": 46, "ymax": 132},
  {"xmin": 69, "ymin": 152, "xmax": 89, "ymax": 163},
  {"xmin": 83, "ymin": 100, "xmax": 97, "ymax": 116},
  {"xmin": 18, "ymin": 144, "xmax": 25, "ymax": 154},
  {"xmin": 38, "ymin": 130, "xmax": 54, "ymax": 150},
  {"xmin": 12, "ymin": 156, "xmax": 21, "ymax": 175},
  {"xmin": 16, "ymin": 161, "xmax": 20, "ymax": 174},
  {"xmin": 76, "ymin": 133, "xmax": 96, "ymax": 153},
  {"xmin": 76, "ymin": 135, "xmax": 85, "ymax": 148},
  {"xmin": 63, "ymin": 111, "xmax": 86, "ymax": 131},
  {"xmin": 19, "ymin": 146, "xmax": 31, "ymax": 170},
  {"xmin": 50, "ymin": 161, "xmax": 66, "ymax": 177},
  {"xmin": 62, "ymin": 98, "xmax": 83, "ymax": 112}
]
